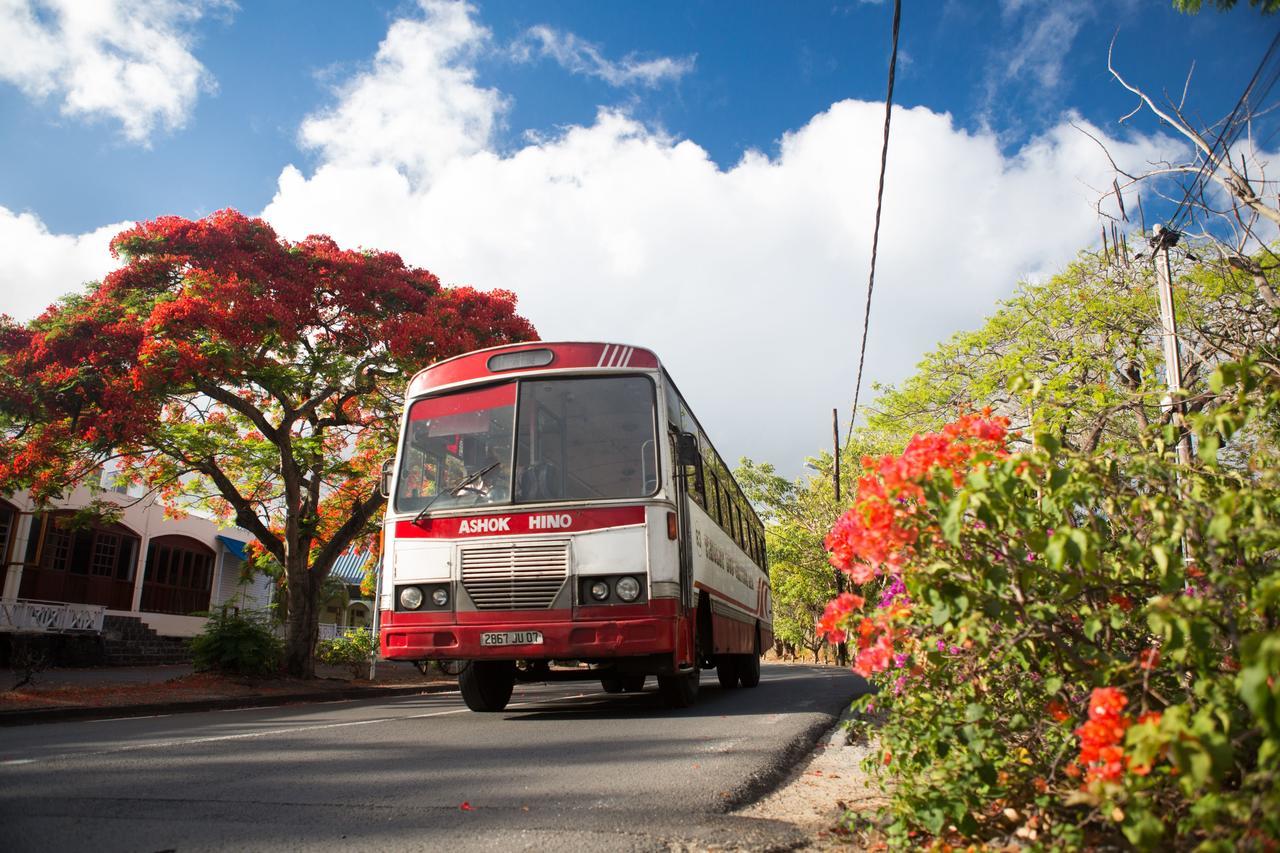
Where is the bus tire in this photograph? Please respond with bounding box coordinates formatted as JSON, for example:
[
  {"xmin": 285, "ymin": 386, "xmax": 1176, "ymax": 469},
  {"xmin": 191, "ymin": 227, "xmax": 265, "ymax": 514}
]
[
  {"xmin": 738, "ymin": 649, "xmax": 761, "ymax": 689},
  {"xmin": 658, "ymin": 668, "xmax": 700, "ymax": 708},
  {"xmin": 460, "ymin": 660, "xmax": 516, "ymax": 711},
  {"xmin": 621, "ymin": 674, "xmax": 646, "ymax": 692},
  {"xmin": 716, "ymin": 655, "xmax": 740, "ymax": 688},
  {"xmin": 601, "ymin": 675, "xmax": 625, "ymax": 693}
]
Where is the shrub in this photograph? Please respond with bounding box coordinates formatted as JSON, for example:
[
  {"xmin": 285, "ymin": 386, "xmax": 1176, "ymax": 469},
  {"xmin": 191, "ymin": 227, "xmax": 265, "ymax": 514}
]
[
  {"xmin": 189, "ymin": 609, "xmax": 283, "ymax": 677},
  {"xmin": 316, "ymin": 628, "xmax": 378, "ymax": 679},
  {"xmin": 820, "ymin": 361, "xmax": 1280, "ymax": 849}
]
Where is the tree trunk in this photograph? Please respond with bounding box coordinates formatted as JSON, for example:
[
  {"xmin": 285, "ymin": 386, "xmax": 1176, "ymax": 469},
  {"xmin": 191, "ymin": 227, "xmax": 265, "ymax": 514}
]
[{"xmin": 284, "ymin": 566, "xmax": 321, "ymax": 678}]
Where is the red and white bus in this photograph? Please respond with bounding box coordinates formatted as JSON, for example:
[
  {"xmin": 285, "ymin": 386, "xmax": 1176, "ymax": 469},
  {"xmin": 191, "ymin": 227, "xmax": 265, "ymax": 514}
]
[{"xmin": 378, "ymin": 342, "xmax": 772, "ymax": 711}]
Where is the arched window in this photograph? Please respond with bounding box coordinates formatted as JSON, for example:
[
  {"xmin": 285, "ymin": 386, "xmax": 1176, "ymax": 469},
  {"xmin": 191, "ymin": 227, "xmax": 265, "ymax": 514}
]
[{"xmin": 142, "ymin": 535, "xmax": 216, "ymax": 615}]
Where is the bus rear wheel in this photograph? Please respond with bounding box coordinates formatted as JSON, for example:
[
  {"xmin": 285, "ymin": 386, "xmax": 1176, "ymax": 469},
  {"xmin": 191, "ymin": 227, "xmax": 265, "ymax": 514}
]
[
  {"xmin": 738, "ymin": 649, "xmax": 761, "ymax": 688},
  {"xmin": 716, "ymin": 655, "xmax": 740, "ymax": 688},
  {"xmin": 622, "ymin": 674, "xmax": 646, "ymax": 692},
  {"xmin": 658, "ymin": 668, "xmax": 700, "ymax": 708},
  {"xmin": 459, "ymin": 660, "xmax": 516, "ymax": 712}
]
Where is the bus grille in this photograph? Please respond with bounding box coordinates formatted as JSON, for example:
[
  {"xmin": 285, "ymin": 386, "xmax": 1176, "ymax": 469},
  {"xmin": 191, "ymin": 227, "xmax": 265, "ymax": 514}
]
[{"xmin": 460, "ymin": 542, "xmax": 569, "ymax": 611}]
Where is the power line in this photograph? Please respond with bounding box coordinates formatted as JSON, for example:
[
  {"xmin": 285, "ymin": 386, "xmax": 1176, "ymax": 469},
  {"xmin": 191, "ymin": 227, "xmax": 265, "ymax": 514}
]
[
  {"xmin": 1166, "ymin": 29, "xmax": 1280, "ymax": 233},
  {"xmin": 845, "ymin": 0, "xmax": 902, "ymax": 449}
]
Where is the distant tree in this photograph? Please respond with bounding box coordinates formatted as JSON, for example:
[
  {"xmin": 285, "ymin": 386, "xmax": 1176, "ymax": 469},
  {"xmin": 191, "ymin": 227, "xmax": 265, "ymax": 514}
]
[
  {"xmin": 1173, "ymin": 0, "xmax": 1280, "ymax": 13},
  {"xmin": 859, "ymin": 249, "xmax": 1277, "ymax": 459},
  {"xmin": 737, "ymin": 456, "xmax": 847, "ymax": 663},
  {"xmin": 0, "ymin": 210, "xmax": 537, "ymax": 676}
]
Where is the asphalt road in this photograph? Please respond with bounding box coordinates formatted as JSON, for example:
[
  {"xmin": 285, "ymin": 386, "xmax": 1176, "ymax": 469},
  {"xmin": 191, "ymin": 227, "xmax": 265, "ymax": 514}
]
[{"xmin": 0, "ymin": 663, "xmax": 866, "ymax": 852}]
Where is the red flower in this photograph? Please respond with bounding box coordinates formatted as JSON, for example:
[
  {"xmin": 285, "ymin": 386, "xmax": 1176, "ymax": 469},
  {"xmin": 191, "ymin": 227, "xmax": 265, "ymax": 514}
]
[
  {"xmin": 815, "ymin": 592, "xmax": 866, "ymax": 643},
  {"xmin": 1046, "ymin": 699, "xmax": 1071, "ymax": 723}
]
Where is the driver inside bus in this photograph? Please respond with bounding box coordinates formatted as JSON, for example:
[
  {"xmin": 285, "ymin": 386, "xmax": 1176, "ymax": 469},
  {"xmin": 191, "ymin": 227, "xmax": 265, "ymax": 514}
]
[{"xmin": 474, "ymin": 451, "xmax": 511, "ymax": 502}]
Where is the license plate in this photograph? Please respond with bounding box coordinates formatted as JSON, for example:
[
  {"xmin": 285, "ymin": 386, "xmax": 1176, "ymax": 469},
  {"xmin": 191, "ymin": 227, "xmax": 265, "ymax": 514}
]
[{"xmin": 480, "ymin": 631, "xmax": 544, "ymax": 647}]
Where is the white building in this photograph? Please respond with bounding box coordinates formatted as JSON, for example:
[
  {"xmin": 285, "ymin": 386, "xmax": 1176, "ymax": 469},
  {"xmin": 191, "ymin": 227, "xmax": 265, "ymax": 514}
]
[{"xmin": 1, "ymin": 469, "xmax": 271, "ymax": 645}]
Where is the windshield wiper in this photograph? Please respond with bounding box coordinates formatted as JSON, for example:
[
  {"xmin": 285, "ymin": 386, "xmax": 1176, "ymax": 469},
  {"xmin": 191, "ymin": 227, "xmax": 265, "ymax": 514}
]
[{"xmin": 412, "ymin": 461, "xmax": 501, "ymax": 527}]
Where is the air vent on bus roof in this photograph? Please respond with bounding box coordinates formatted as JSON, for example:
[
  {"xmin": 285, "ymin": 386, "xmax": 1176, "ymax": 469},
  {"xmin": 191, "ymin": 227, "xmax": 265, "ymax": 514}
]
[{"xmin": 488, "ymin": 349, "xmax": 554, "ymax": 372}]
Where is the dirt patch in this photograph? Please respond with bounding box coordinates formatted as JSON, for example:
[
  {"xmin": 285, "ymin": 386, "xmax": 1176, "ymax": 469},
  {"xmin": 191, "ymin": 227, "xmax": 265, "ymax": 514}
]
[{"xmin": 739, "ymin": 713, "xmax": 888, "ymax": 849}]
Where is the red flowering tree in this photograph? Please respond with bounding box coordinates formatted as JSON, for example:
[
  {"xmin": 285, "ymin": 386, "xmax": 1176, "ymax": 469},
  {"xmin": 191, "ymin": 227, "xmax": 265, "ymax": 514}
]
[{"xmin": 0, "ymin": 210, "xmax": 537, "ymax": 676}]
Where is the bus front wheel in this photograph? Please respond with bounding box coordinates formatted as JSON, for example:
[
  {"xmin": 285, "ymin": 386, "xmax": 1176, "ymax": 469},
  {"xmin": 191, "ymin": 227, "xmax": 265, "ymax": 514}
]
[
  {"xmin": 658, "ymin": 668, "xmax": 700, "ymax": 708},
  {"xmin": 460, "ymin": 660, "xmax": 516, "ymax": 712}
]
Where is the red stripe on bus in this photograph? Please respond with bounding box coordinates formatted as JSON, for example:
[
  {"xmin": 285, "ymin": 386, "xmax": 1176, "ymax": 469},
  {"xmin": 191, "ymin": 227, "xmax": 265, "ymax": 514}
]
[
  {"xmin": 693, "ymin": 581, "xmax": 757, "ymax": 614},
  {"xmin": 394, "ymin": 506, "xmax": 646, "ymax": 539},
  {"xmin": 408, "ymin": 342, "xmax": 659, "ymax": 396}
]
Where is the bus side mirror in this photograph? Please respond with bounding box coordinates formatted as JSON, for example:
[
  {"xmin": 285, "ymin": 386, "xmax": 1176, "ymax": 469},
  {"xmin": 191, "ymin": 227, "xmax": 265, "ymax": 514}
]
[
  {"xmin": 676, "ymin": 432, "xmax": 700, "ymax": 467},
  {"xmin": 379, "ymin": 459, "xmax": 394, "ymax": 498}
]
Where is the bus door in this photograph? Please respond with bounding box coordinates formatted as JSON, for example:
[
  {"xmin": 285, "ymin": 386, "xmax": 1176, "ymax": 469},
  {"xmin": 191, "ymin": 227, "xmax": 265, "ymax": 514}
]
[{"xmin": 671, "ymin": 430, "xmax": 698, "ymax": 610}]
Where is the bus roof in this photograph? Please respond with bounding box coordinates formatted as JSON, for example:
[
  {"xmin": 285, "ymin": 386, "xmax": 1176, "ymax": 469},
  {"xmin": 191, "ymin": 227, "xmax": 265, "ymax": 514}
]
[{"xmin": 406, "ymin": 342, "xmax": 660, "ymax": 398}]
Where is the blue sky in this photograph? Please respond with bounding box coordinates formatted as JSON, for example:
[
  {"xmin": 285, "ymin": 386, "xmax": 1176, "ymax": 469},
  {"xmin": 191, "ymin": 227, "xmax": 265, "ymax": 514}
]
[{"xmin": 0, "ymin": 1, "xmax": 1274, "ymax": 475}]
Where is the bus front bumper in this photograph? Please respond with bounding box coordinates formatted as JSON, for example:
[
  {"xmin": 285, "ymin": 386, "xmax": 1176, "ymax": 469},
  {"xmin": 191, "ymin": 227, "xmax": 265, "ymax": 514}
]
[{"xmin": 379, "ymin": 605, "xmax": 678, "ymax": 661}]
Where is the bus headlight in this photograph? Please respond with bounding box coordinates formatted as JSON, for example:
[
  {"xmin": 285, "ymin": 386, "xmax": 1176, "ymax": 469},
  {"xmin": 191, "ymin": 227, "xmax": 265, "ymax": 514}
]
[
  {"xmin": 431, "ymin": 587, "xmax": 449, "ymax": 607},
  {"xmin": 615, "ymin": 576, "xmax": 641, "ymax": 602},
  {"xmin": 589, "ymin": 580, "xmax": 610, "ymax": 601},
  {"xmin": 399, "ymin": 586, "xmax": 424, "ymax": 610}
]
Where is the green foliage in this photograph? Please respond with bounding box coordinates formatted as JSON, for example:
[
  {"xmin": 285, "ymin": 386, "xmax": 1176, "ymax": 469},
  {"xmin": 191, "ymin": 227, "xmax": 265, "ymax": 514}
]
[
  {"xmin": 189, "ymin": 609, "xmax": 283, "ymax": 677},
  {"xmin": 843, "ymin": 361, "xmax": 1280, "ymax": 848},
  {"xmin": 316, "ymin": 628, "xmax": 378, "ymax": 679},
  {"xmin": 737, "ymin": 457, "xmax": 843, "ymax": 659},
  {"xmin": 1174, "ymin": 0, "xmax": 1280, "ymax": 13},
  {"xmin": 862, "ymin": 249, "xmax": 1268, "ymax": 458}
]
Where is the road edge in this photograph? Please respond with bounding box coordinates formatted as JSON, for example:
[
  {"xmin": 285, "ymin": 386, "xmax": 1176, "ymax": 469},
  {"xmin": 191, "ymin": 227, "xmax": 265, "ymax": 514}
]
[{"xmin": 0, "ymin": 682, "xmax": 459, "ymax": 727}]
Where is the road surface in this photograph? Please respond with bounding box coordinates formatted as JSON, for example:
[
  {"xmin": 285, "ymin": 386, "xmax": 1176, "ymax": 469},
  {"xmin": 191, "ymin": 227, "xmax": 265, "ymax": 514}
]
[{"xmin": 0, "ymin": 663, "xmax": 865, "ymax": 852}]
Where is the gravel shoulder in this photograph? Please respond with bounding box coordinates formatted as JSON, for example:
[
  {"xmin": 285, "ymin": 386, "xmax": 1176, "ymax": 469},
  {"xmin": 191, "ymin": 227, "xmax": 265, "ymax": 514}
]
[{"xmin": 738, "ymin": 694, "xmax": 888, "ymax": 849}]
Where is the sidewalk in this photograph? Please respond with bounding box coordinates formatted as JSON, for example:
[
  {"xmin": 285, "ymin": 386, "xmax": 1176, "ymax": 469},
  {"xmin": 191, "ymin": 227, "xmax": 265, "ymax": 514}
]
[{"xmin": 0, "ymin": 660, "xmax": 458, "ymax": 726}]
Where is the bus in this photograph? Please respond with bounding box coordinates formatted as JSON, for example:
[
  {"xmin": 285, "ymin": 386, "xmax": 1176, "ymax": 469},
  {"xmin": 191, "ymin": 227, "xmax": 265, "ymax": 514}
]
[{"xmin": 377, "ymin": 342, "xmax": 772, "ymax": 711}]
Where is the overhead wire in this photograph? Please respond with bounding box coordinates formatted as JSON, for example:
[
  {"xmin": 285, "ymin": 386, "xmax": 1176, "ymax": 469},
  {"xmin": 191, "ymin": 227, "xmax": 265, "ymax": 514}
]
[
  {"xmin": 844, "ymin": 0, "xmax": 902, "ymax": 450},
  {"xmin": 1165, "ymin": 29, "xmax": 1280, "ymax": 234}
]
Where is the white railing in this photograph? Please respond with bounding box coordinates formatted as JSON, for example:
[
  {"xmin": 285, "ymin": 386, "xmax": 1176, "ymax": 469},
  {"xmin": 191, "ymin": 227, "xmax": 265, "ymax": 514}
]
[
  {"xmin": 274, "ymin": 622, "xmax": 371, "ymax": 643},
  {"xmin": 318, "ymin": 623, "xmax": 370, "ymax": 642},
  {"xmin": 0, "ymin": 599, "xmax": 107, "ymax": 634}
]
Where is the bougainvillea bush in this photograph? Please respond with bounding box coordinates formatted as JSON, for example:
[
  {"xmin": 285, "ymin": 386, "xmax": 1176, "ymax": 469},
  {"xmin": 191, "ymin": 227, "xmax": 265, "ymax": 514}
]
[{"xmin": 819, "ymin": 361, "xmax": 1280, "ymax": 849}]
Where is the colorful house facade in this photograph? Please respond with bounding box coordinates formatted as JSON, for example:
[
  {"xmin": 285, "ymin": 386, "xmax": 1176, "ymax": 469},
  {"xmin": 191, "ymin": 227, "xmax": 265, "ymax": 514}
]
[{"xmin": 0, "ymin": 470, "xmax": 271, "ymax": 658}]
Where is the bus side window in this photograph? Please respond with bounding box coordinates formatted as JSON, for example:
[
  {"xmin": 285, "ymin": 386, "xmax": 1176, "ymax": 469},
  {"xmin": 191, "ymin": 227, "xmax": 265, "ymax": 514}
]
[
  {"xmin": 707, "ymin": 474, "xmax": 721, "ymax": 525},
  {"xmin": 719, "ymin": 480, "xmax": 732, "ymax": 536},
  {"xmin": 690, "ymin": 454, "xmax": 706, "ymax": 508}
]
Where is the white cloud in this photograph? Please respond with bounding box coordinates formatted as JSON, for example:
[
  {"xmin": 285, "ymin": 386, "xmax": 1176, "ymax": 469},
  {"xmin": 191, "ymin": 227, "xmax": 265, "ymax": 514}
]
[
  {"xmin": 298, "ymin": 0, "xmax": 504, "ymax": 186},
  {"xmin": 0, "ymin": 207, "xmax": 126, "ymax": 320},
  {"xmin": 0, "ymin": 0, "xmax": 1182, "ymax": 476},
  {"xmin": 511, "ymin": 25, "xmax": 695, "ymax": 88},
  {"xmin": 0, "ymin": 0, "xmax": 226, "ymax": 143},
  {"xmin": 258, "ymin": 2, "xmax": 1179, "ymax": 475}
]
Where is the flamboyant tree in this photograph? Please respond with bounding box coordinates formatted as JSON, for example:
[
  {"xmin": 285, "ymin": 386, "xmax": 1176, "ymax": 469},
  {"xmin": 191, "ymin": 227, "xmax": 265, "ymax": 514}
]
[{"xmin": 0, "ymin": 210, "xmax": 537, "ymax": 676}]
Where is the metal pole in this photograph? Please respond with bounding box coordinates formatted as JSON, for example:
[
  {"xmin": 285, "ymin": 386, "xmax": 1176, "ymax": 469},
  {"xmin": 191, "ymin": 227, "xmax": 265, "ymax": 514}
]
[
  {"xmin": 1151, "ymin": 225, "xmax": 1193, "ymax": 468},
  {"xmin": 832, "ymin": 408, "xmax": 848, "ymax": 668},
  {"xmin": 368, "ymin": 557, "xmax": 382, "ymax": 680}
]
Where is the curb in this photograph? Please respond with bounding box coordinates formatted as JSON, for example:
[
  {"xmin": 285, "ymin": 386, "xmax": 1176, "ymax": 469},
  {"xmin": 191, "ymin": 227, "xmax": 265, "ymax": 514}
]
[{"xmin": 0, "ymin": 681, "xmax": 459, "ymax": 727}]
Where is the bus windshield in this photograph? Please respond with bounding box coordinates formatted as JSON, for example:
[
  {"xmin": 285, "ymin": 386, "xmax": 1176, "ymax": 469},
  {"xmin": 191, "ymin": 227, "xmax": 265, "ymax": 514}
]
[{"xmin": 395, "ymin": 375, "xmax": 658, "ymax": 513}]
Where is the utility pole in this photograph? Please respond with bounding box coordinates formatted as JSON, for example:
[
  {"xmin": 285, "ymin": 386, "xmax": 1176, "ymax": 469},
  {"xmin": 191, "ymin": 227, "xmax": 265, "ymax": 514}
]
[
  {"xmin": 1151, "ymin": 224, "xmax": 1193, "ymax": 468},
  {"xmin": 832, "ymin": 408, "xmax": 848, "ymax": 667}
]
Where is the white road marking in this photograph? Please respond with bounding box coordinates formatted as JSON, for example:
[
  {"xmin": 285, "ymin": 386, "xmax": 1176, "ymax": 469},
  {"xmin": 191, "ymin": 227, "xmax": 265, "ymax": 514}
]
[{"xmin": 0, "ymin": 686, "xmax": 607, "ymax": 768}]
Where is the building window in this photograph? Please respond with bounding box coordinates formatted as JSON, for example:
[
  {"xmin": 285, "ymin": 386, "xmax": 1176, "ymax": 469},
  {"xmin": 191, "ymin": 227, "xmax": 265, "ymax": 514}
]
[{"xmin": 142, "ymin": 536, "xmax": 215, "ymax": 615}]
